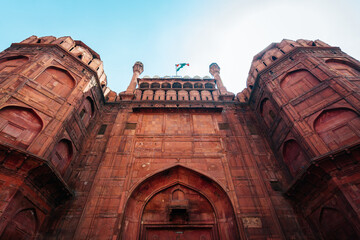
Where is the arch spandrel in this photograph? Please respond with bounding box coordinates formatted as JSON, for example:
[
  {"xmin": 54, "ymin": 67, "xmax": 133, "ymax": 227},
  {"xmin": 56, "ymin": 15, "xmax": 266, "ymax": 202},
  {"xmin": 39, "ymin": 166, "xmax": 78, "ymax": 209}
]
[{"xmin": 119, "ymin": 165, "xmax": 241, "ymax": 240}]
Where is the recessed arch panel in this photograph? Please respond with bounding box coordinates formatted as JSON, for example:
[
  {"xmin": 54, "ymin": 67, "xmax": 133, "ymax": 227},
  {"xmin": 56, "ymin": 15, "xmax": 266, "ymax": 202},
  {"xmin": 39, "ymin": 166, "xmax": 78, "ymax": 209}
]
[
  {"xmin": 319, "ymin": 207, "xmax": 358, "ymax": 240},
  {"xmin": 0, "ymin": 208, "xmax": 37, "ymax": 240},
  {"xmin": 120, "ymin": 165, "xmax": 240, "ymax": 240},
  {"xmin": 282, "ymin": 139, "xmax": 308, "ymax": 176},
  {"xmin": 314, "ymin": 108, "xmax": 360, "ymax": 150},
  {"xmin": 35, "ymin": 66, "xmax": 75, "ymax": 98},
  {"xmin": 326, "ymin": 59, "xmax": 360, "ymax": 77},
  {"xmin": 280, "ymin": 69, "xmax": 320, "ymax": 99},
  {"xmin": 0, "ymin": 106, "xmax": 42, "ymax": 149},
  {"xmin": 0, "ymin": 56, "xmax": 29, "ymax": 74}
]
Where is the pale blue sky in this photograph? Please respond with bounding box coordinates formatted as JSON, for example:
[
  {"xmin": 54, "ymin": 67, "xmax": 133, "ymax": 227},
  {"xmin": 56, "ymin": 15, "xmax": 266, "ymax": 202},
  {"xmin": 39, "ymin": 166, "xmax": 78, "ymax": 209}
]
[{"xmin": 1, "ymin": 0, "xmax": 360, "ymax": 94}]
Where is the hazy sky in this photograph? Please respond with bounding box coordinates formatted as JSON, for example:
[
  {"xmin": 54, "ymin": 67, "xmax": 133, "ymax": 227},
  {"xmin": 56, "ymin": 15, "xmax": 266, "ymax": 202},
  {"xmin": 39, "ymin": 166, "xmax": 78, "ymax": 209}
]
[{"xmin": 1, "ymin": 0, "xmax": 359, "ymax": 94}]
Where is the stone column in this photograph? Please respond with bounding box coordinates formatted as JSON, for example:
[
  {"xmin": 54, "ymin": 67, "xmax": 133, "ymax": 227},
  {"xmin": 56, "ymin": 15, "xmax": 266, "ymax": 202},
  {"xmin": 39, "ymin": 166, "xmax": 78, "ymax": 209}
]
[
  {"xmin": 209, "ymin": 63, "xmax": 227, "ymax": 95},
  {"xmin": 126, "ymin": 61, "xmax": 144, "ymax": 93}
]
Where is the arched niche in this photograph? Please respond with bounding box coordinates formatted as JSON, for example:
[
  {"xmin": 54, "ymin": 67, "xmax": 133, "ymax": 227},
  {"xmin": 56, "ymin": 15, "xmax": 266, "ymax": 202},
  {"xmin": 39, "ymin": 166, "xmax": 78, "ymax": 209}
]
[
  {"xmin": 280, "ymin": 69, "xmax": 320, "ymax": 100},
  {"xmin": 0, "ymin": 208, "xmax": 37, "ymax": 240},
  {"xmin": 0, "ymin": 106, "xmax": 42, "ymax": 149},
  {"xmin": 259, "ymin": 98, "xmax": 276, "ymax": 128},
  {"xmin": 178, "ymin": 90, "xmax": 189, "ymax": 100},
  {"xmin": 120, "ymin": 166, "xmax": 240, "ymax": 240},
  {"xmin": 314, "ymin": 108, "xmax": 360, "ymax": 150},
  {"xmin": 183, "ymin": 82, "xmax": 193, "ymax": 89},
  {"xmin": 205, "ymin": 83, "xmax": 214, "ymax": 89},
  {"xmin": 150, "ymin": 82, "xmax": 160, "ymax": 89},
  {"xmin": 172, "ymin": 82, "xmax": 182, "ymax": 88},
  {"xmin": 143, "ymin": 184, "xmax": 216, "ymax": 239},
  {"xmin": 50, "ymin": 139, "xmax": 73, "ymax": 175},
  {"xmin": 201, "ymin": 90, "xmax": 213, "ymax": 101},
  {"xmin": 139, "ymin": 82, "xmax": 149, "ymax": 88},
  {"xmin": 0, "ymin": 56, "xmax": 29, "ymax": 74},
  {"xmin": 35, "ymin": 66, "xmax": 75, "ymax": 98},
  {"xmin": 189, "ymin": 90, "xmax": 200, "ymax": 100},
  {"xmin": 194, "ymin": 83, "xmax": 203, "ymax": 89},
  {"xmin": 326, "ymin": 59, "xmax": 360, "ymax": 77},
  {"xmin": 319, "ymin": 207, "xmax": 359, "ymax": 240},
  {"xmin": 161, "ymin": 82, "xmax": 171, "ymax": 88},
  {"xmin": 154, "ymin": 90, "xmax": 165, "ymax": 100},
  {"xmin": 166, "ymin": 90, "xmax": 177, "ymax": 101},
  {"xmin": 142, "ymin": 90, "xmax": 154, "ymax": 100},
  {"xmin": 282, "ymin": 139, "xmax": 308, "ymax": 176},
  {"xmin": 79, "ymin": 97, "xmax": 95, "ymax": 128}
]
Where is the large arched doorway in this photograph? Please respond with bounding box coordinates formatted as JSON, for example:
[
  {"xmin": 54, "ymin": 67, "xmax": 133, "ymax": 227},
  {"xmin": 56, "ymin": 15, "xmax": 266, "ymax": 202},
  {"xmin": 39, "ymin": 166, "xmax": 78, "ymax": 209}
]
[{"xmin": 119, "ymin": 166, "xmax": 240, "ymax": 240}]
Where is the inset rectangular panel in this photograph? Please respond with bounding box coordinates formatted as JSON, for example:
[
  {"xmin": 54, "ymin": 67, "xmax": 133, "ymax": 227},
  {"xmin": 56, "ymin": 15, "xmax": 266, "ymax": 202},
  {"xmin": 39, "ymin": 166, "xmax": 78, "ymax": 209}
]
[
  {"xmin": 165, "ymin": 114, "xmax": 191, "ymax": 135},
  {"xmin": 140, "ymin": 114, "xmax": 163, "ymax": 134},
  {"xmin": 135, "ymin": 141, "xmax": 162, "ymax": 152},
  {"xmin": 164, "ymin": 141, "xmax": 192, "ymax": 153},
  {"xmin": 194, "ymin": 141, "xmax": 222, "ymax": 153},
  {"xmin": 192, "ymin": 114, "xmax": 216, "ymax": 134}
]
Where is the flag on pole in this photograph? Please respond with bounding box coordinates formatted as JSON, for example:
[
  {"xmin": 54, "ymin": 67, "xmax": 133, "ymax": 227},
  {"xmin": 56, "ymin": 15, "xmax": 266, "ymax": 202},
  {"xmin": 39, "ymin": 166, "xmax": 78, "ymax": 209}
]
[{"xmin": 175, "ymin": 63, "xmax": 189, "ymax": 72}]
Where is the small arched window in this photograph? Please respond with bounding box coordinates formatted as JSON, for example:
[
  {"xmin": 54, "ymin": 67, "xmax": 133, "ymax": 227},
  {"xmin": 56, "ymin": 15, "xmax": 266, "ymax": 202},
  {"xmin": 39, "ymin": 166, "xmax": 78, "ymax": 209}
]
[
  {"xmin": 194, "ymin": 83, "xmax": 203, "ymax": 88},
  {"xmin": 172, "ymin": 189, "xmax": 185, "ymax": 200},
  {"xmin": 260, "ymin": 98, "xmax": 276, "ymax": 128},
  {"xmin": 79, "ymin": 97, "xmax": 95, "ymax": 128},
  {"xmin": 183, "ymin": 82, "xmax": 193, "ymax": 88},
  {"xmin": 205, "ymin": 83, "xmax": 214, "ymax": 89},
  {"xmin": 139, "ymin": 82, "xmax": 149, "ymax": 88},
  {"xmin": 282, "ymin": 139, "xmax": 308, "ymax": 176},
  {"xmin": 161, "ymin": 83, "xmax": 171, "ymax": 88},
  {"xmin": 151, "ymin": 82, "xmax": 160, "ymax": 89},
  {"xmin": 50, "ymin": 139, "xmax": 73, "ymax": 174},
  {"xmin": 172, "ymin": 82, "xmax": 182, "ymax": 88}
]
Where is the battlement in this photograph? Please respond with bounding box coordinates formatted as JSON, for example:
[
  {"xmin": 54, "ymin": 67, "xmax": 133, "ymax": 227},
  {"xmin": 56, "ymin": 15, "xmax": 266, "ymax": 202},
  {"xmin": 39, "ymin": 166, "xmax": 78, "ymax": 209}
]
[{"xmin": 18, "ymin": 35, "xmax": 107, "ymax": 87}]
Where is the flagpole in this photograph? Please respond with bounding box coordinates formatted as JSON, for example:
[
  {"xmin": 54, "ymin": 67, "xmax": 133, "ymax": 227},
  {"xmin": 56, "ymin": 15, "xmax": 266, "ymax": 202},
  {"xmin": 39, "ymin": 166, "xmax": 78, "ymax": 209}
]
[{"xmin": 175, "ymin": 64, "xmax": 177, "ymax": 76}]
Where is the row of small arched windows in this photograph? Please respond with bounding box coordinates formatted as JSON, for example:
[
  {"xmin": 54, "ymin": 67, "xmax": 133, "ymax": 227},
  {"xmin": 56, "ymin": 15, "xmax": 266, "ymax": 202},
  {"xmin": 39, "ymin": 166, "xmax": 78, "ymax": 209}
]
[{"xmin": 139, "ymin": 82, "xmax": 215, "ymax": 89}]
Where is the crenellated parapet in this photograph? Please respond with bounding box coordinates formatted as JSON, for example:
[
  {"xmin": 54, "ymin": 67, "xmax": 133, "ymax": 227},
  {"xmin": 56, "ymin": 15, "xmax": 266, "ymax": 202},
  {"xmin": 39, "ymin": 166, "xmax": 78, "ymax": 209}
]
[{"xmin": 19, "ymin": 35, "xmax": 107, "ymax": 88}]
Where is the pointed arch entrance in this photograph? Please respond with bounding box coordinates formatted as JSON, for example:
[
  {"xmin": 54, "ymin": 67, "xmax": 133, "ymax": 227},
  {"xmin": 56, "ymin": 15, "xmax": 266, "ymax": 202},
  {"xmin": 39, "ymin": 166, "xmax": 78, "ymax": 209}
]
[{"xmin": 119, "ymin": 166, "xmax": 240, "ymax": 240}]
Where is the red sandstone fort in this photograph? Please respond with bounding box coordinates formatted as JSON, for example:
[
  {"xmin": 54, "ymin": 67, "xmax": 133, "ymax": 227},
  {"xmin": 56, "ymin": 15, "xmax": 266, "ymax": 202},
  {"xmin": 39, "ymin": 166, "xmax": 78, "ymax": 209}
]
[{"xmin": 0, "ymin": 36, "xmax": 359, "ymax": 239}]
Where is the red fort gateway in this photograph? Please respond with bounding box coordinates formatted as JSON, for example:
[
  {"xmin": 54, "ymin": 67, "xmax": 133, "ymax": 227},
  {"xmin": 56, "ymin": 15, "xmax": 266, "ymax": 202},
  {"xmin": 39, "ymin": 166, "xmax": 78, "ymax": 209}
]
[{"xmin": 0, "ymin": 36, "xmax": 359, "ymax": 239}]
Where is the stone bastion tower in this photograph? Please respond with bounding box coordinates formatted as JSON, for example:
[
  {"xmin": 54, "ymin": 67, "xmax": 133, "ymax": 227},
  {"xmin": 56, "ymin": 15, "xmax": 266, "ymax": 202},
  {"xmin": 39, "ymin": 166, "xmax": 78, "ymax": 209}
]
[{"xmin": 0, "ymin": 36, "xmax": 359, "ymax": 239}]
